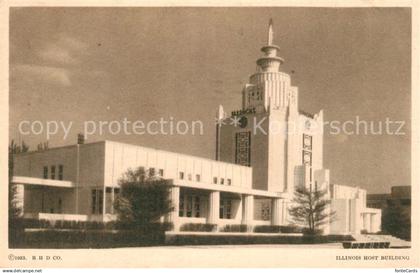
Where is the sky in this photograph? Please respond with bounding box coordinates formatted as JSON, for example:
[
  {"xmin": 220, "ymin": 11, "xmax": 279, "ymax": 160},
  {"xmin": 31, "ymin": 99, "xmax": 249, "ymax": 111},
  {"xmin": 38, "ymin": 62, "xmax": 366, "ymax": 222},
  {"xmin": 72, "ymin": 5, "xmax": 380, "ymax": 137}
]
[{"xmin": 9, "ymin": 7, "xmax": 411, "ymax": 193}]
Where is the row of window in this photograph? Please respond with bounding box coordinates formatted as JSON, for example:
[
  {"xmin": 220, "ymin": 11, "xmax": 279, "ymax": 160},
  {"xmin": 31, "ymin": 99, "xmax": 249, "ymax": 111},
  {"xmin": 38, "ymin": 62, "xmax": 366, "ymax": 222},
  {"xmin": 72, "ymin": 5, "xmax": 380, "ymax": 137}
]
[
  {"xmin": 179, "ymin": 172, "xmax": 200, "ymax": 182},
  {"xmin": 92, "ymin": 187, "xmax": 121, "ymax": 215},
  {"xmin": 149, "ymin": 167, "xmax": 164, "ymax": 177},
  {"xmin": 43, "ymin": 165, "xmax": 64, "ymax": 180},
  {"xmin": 178, "ymin": 195, "xmax": 233, "ymax": 219},
  {"xmin": 179, "ymin": 194, "xmax": 201, "ymax": 217},
  {"xmin": 213, "ymin": 177, "xmax": 232, "ymax": 186},
  {"xmin": 91, "ymin": 189, "xmax": 104, "ymax": 215},
  {"xmin": 178, "ymin": 171, "xmax": 232, "ymax": 186},
  {"xmin": 302, "ymin": 134, "xmax": 313, "ymax": 167},
  {"xmin": 219, "ymin": 199, "xmax": 232, "ymax": 219}
]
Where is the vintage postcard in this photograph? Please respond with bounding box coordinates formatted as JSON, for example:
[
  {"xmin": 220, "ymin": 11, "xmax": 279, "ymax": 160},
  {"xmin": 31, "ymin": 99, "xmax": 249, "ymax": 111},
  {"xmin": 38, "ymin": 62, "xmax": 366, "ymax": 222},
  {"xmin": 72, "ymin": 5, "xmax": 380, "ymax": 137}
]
[{"xmin": 0, "ymin": 0, "xmax": 419, "ymax": 270}]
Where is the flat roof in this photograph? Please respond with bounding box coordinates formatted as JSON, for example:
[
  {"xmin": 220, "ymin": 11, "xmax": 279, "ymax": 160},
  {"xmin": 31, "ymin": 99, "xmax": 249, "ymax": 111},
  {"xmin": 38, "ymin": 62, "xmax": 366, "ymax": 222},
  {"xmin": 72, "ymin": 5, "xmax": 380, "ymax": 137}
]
[{"xmin": 12, "ymin": 176, "xmax": 75, "ymax": 188}]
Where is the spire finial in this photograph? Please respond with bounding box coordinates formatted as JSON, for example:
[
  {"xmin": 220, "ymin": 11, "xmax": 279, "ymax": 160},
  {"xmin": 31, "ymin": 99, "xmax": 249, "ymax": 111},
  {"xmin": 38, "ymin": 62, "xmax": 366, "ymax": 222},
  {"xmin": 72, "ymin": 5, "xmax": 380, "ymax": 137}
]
[{"xmin": 268, "ymin": 18, "xmax": 274, "ymax": 45}]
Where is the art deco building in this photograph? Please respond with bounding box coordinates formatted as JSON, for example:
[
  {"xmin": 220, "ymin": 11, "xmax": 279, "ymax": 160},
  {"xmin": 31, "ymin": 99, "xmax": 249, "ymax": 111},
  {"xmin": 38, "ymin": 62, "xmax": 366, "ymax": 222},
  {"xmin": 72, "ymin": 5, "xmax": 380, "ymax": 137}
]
[{"xmin": 12, "ymin": 20, "xmax": 381, "ymax": 234}]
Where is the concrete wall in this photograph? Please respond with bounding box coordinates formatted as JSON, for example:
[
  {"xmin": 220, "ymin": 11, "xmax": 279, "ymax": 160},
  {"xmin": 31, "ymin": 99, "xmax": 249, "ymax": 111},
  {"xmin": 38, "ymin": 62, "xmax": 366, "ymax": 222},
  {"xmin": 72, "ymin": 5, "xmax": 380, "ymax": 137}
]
[
  {"xmin": 103, "ymin": 140, "xmax": 252, "ymax": 190},
  {"xmin": 330, "ymin": 184, "xmax": 381, "ymax": 234},
  {"xmin": 13, "ymin": 142, "xmax": 107, "ymax": 216},
  {"xmin": 77, "ymin": 142, "xmax": 106, "ymax": 215},
  {"xmin": 14, "ymin": 145, "xmax": 78, "ymax": 182},
  {"xmin": 218, "ymin": 112, "xmax": 269, "ymax": 191},
  {"xmin": 330, "ymin": 184, "xmax": 367, "ymax": 201},
  {"xmin": 12, "ymin": 140, "xmax": 253, "ymax": 220},
  {"xmin": 330, "ymin": 199, "xmax": 350, "ymax": 234}
]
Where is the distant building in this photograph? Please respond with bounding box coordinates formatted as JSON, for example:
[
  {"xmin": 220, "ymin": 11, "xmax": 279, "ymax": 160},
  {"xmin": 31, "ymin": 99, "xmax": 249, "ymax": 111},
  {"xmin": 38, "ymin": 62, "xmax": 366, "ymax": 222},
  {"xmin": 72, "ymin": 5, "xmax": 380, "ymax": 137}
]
[
  {"xmin": 329, "ymin": 185, "xmax": 381, "ymax": 234},
  {"xmin": 367, "ymin": 186, "xmax": 411, "ymax": 239},
  {"xmin": 11, "ymin": 20, "xmax": 381, "ymax": 235},
  {"xmin": 367, "ymin": 186, "xmax": 411, "ymax": 210}
]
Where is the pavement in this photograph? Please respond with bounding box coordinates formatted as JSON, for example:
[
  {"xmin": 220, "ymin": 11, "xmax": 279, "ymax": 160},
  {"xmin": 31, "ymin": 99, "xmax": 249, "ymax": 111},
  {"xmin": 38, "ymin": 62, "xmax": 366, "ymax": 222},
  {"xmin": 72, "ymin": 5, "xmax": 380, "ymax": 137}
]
[{"xmin": 138, "ymin": 243, "xmax": 343, "ymax": 249}]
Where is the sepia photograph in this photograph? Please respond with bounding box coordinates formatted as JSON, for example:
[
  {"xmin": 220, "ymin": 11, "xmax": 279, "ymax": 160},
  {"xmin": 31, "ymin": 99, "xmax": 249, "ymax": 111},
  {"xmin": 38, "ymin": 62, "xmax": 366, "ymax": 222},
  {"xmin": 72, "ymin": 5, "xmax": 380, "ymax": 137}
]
[{"xmin": 1, "ymin": 1, "xmax": 419, "ymax": 270}]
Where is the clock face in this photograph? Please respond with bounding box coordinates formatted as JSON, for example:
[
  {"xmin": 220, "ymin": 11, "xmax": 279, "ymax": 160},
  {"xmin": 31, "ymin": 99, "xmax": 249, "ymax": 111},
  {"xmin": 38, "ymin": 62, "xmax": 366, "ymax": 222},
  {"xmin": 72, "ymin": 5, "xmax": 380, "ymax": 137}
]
[{"xmin": 239, "ymin": 116, "xmax": 248, "ymax": 128}]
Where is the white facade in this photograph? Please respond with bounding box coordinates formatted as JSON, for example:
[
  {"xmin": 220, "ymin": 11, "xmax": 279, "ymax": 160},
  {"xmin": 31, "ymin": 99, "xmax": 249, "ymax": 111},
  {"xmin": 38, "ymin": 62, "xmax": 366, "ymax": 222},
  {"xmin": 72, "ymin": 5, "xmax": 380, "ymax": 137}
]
[
  {"xmin": 329, "ymin": 184, "xmax": 381, "ymax": 234},
  {"xmin": 11, "ymin": 20, "xmax": 381, "ymax": 234}
]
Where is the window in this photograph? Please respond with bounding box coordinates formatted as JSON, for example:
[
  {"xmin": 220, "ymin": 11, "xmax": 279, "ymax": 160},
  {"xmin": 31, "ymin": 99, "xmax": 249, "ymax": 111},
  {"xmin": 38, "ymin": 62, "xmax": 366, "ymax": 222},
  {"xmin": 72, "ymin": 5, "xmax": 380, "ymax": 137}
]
[
  {"xmin": 114, "ymin": 188, "xmax": 121, "ymax": 203},
  {"xmin": 303, "ymin": 134, "xmax": 313, "ymax": 151},
  {"xmin": 159, "ymin": 169, "xmax": 164, "ymax": 177},
  {"xmin": 179, "ymin": 195, "xmax": 184, "ymax": 217},
  {"xmin": 194, "ymin": 196, "xmax": 201, "ymax": 217},
  {"xmin": 186, "ymin": 195, "xmax": 193, "ymax": 217},
  {"xmin": 58, "ymin": 165, "xmax": 63, "ymax": 180},
  {"xmin": 220, "ymin": 178, "xmax": 225, "ymax": 185},
  {"xmin": 188, "ymin": 174, "xmax": 192, "ymax": 181},
  {"xmin": 302, "ymin": 134, "xmax": 313, "ymax": 166},
  {"xmin": 149, "ymin": 168, "xmax": 155, "ymax": 176},
  {"xmin": 91, "ymin": 189, "xmax": 97, "ymax": 214},
  {"xmin": 226, "ymin": 200, "xmax": 232, "ymax": 219},
  {"xmin": 213, "ymin": 177, "xmax": 218, "ymax": 184},
  {"xmin": 227, "ymin": 179, "xmax": 232, "ymax": 186},
  {"xmin": 98, "ymin": 190, "xmax": 103, "ymax": 214},
  {"xmin": 43, "ymin": 166, "xmax": 48, "ymax": 179},
  {"xmin": 235, "ymin": 131, "xmax": 251, "ymax": 166},
  {"xmin": 196, "ymin": 174, "xmax": 201, "ymax": 182},
  {"xmin": 261, "ymin": 202, "xmax": 271, "ymax": 221},
  {"xmin": 220, "ymin": 199, "xmax": 232, "ymax": 219},
  {"xmin": 105, "ymin": 187, "xmax": 113, "ymax": 213},
  {"xmin": 179, "ymin": 172, "xmax": 184, "ymax": 180},
  {"xmin": 58, "ymin": 198, "xmax": 62, "ymax": 213},
  {"xmin": 302, "ymin": 150, "xmax": 312, "ymax": 166},
  {"xmin": 91, "ymin": 189, "xmax": 104, "ymax": 214},
  {"xmin": 51, "ymin": 165, "xmax": 56, "ymax": 180}
]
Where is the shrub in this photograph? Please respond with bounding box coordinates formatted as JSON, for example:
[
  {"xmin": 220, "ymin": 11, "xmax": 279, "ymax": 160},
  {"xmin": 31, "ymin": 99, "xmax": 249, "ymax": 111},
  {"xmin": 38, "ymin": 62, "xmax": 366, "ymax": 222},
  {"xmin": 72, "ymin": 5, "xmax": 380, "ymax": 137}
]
[
  {"xmin": 360, "ymin": 229, "xmax": 368, "ymax": 234},
  {"xmin": 165, "ymin": 234, "xmax": 352, "ymax": 246},
  {"xmin": 180, "ymin": 223, "xmax": 216, "ymax": 232},
  {"xmin": 253, "ymin": 225, "xmax": 304, "ymax": 233},
  {"xmin": 221, "ymin": 224, "xmax": 248, "ymax": 232},
  {"xmin": 54, "ymin": 220, "xmax": 63, "ymax": 229},
  {"xmin": 18, "ymin": 218, "xmax": 171, "ymax": 231},
  {"xmin": 115, "ymin": 167, "xmax": 173, "ymax": 227},
  {"xmin": 39, "ymin": 219, "xmax": 51, "ymax": 228},
  {"xmin": 105, "ymin": 221, "xmax": 116, "ymax": 230},
  {"xmin": 302, "ymin": 228, "xmax": 323, "ymax": 236},
  {"xmin": 86, "ymin": 221, "xmax": 105, "ymax": 230},
  {"xmin": 13, "ymin": 218, "xmax": 49, "ymax": 229},
  {"xmin": 254, "ymin": 225, "xmax": 281, "ymax": 233},
  {"xmin": 112, "ymin": 221, "xmax": 173, "ymax": 232},
  {"xmin": 11, "ymin": 229, "xmax": 167, "ymax": 248}
]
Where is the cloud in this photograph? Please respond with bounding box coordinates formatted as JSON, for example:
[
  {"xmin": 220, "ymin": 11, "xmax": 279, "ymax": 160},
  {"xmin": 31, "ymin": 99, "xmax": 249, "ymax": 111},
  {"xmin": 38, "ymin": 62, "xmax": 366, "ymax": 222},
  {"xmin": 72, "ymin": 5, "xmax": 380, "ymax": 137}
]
[
  {"xmin": 12, "ymin": 34, "xmax": 91, "ymax": 87},
  {"xmin": 12, "ymin": 64, "xmax": 71, "ymax": 86},
  {"xmin": 38, "ymin": 45, "xmax": 77, "ymax": 64},
  {"xmin": 57, "ymin": 34, "xmax": 88, "ymax": 51},
  {"xmin": 37, "ymin": 34, "xmax": 88, "ymax": 65}
]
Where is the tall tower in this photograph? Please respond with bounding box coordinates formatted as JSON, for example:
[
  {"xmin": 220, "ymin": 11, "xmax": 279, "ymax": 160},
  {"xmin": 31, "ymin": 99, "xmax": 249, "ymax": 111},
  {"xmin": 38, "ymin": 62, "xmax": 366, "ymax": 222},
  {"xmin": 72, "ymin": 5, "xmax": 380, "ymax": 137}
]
[
  {"xmin": 242, "ymin": 19, "xmax": 295, "ymax": 114},
  {"xmin": 217, "ymin": 19, "xmax": 327, "ymax": 196}
]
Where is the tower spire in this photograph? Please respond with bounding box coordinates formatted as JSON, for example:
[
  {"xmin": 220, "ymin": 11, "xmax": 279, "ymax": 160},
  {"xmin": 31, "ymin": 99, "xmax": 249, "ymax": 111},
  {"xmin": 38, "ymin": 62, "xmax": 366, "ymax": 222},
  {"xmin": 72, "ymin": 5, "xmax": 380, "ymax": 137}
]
[
  {"xmin": 257, "ymin": 19, "xmax": 284, "ymax": 72},
  {"xmin": 268, "ymin": 18, "xmax": 274, "ymax": 45}
]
